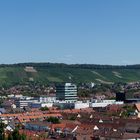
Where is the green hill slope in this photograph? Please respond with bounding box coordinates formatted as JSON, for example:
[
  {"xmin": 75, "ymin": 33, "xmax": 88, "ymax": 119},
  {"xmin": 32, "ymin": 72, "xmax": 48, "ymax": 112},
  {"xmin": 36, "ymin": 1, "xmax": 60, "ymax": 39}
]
[{"xmin": 0, "ymin": 63, "xmax": 140, "ymax": 86}]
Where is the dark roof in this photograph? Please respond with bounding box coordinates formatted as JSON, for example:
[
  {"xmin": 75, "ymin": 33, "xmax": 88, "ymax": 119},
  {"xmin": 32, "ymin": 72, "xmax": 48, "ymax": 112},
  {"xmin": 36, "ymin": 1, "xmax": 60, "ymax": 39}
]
[
  {"xmin": 94, "ymin": 129, "xmax": 140, "ymax": 139},
  {"xmin": 125, "ymin": 123, "xmax": 140, "ymax": 132},
  {"xmin": 0, "ymin": 108, "xmax": 6, "ymax": 113}
]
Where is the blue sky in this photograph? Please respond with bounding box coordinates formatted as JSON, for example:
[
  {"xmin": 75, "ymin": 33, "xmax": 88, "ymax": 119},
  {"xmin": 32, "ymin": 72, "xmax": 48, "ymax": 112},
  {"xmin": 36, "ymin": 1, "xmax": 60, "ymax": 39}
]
[{"xmin": 0, "ymin": 0, "xmax": 140, "ymax": 65}]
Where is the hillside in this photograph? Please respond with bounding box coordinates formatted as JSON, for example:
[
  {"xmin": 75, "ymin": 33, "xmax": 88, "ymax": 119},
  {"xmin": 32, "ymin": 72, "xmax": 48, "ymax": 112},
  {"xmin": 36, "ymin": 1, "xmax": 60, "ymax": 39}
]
[{"xmin": 0, "ymin": 63, "xmax": 140, "ymax": 86}]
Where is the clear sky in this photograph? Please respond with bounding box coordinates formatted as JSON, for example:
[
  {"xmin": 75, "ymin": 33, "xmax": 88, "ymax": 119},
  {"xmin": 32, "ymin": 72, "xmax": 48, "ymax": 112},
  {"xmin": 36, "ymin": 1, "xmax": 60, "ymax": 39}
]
[{"xmin": 0, "ymin": 0, "xmax": 140, "ymax": 65}]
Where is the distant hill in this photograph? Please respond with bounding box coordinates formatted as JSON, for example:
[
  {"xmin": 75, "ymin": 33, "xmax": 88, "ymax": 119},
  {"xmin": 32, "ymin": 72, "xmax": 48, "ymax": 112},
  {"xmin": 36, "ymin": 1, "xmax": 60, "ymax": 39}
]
[{"xmin": 1, "ymin": 63, "xmax": 140, "ymax": 87}]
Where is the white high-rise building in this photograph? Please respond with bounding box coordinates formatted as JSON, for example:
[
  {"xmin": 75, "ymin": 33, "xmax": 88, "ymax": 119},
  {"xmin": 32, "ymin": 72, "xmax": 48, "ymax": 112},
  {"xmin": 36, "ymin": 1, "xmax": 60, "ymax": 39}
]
[{"xmin": 56, "ymin": 83, "xmax": 77, "ymax": 102}]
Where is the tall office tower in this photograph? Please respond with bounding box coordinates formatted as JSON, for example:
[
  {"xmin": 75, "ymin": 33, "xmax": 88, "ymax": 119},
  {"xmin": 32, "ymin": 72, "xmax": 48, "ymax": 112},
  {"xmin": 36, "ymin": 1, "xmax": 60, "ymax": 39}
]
[{"xmin": 56, "ymin": 83, "xmax": 77, "ymax": 102}]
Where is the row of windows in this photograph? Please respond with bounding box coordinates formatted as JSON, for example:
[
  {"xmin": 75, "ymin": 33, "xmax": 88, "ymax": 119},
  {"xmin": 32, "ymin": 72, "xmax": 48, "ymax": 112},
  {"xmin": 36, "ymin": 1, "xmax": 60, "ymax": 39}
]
[{"xmin": 56, "ymin": 89, "xmax": 77, "ymax": 92}]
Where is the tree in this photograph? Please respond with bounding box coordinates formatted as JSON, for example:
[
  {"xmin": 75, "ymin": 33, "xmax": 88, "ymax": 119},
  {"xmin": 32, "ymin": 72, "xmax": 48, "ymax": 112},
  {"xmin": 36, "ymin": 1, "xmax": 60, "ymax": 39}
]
[
  {"xmin": 8, "ymin": 133, "xmax": 13, "ymax": 140},
  {"xmin": 46, "ymin": 117, "xmax": 60, "ymax": 124},
  {"xmin": 7, "ymin": 128, "xmax": 27, "ymax": 140},
  {"xmin": 0, "ymin": 121, "xmax": 5, "ymax": 140},
  {"xmin": 12, "ymin": 128, "xmax": 20, "ymax": 140},
  {"xmin": 20, "ymin": 133, "xmax": 26, "ymax": 140},
  {"xmin": 40, "ymin": 106, "xmax": 49, "ymax": 111}
]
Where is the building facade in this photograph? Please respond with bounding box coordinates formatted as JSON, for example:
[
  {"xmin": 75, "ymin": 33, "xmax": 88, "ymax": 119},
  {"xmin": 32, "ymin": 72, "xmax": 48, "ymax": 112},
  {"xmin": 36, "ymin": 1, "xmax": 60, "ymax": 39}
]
[
  {"xmin": 15, "ymin": 99, "xmax": 38, "ymax": 108},
  {"xmin": 90, "ymin": 99, "xmax": 124, "ymax": 108},
  {"xmin": 56, "ymin": 83, "xmax": 77, "ymax": 102},
  {"xmin": 36, "ymin": 96, "xmax": 56, "ymax": 103}
]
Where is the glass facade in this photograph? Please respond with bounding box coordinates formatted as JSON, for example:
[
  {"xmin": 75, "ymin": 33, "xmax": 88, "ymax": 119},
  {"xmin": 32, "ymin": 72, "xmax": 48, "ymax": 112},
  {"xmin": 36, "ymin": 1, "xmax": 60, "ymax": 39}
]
[{"xmin": 56, "ymin": 83, "xmax": 77, "ymax": 102}]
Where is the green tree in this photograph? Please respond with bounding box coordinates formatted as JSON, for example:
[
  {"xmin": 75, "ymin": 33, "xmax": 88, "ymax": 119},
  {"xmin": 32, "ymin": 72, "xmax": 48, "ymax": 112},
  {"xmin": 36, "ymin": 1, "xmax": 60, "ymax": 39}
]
[
  {"xmin": 0, "ymin": 121, "xmax": 5, "ymax": 140},
  {"xmin": 8, "ymin": 133, "xmax": 13, "ymax": 140},
  {"xmin": 40, "ymin": 106, "xmax": 49, "ymax": 111},
  {"xmin": 12, "ymin": 128, "xmax": 20, "ymax": 140},
  {"xmin": 20, "ymin": 133, "xmax": 26, "ymax": 140},
  {"xmin": 47, "ymin": 117, "xmax": 60, "ymax": 124}
]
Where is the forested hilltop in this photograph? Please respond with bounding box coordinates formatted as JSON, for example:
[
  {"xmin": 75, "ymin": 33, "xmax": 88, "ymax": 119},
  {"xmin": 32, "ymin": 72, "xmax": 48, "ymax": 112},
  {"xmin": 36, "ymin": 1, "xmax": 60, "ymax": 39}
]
[{"xmin": 0, "ymin": 63, "xmax": 140, "ymax": 87}]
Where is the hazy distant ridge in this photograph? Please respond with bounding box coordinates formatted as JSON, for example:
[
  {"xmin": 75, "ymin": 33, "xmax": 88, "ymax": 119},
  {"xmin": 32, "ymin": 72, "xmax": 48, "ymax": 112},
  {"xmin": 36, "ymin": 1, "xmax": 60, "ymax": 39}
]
[{"xmin": 0, "ymin": 63, "xmax": 140, "ymax": 87}]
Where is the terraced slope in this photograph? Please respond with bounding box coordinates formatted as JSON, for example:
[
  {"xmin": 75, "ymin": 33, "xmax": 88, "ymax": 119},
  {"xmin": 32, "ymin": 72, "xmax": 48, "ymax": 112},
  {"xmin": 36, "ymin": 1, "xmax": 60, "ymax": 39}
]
[{"xmin": 0, "ymin": 63, "xmax": 140, "ymax": 86}]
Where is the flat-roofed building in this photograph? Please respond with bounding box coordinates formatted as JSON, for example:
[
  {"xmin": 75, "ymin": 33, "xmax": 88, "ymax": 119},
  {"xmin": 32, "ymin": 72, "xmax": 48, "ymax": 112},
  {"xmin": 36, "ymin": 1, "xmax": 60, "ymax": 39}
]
[
  {"xmin": 56, "ymin": 83, "xmax": 77, "ymax": 102},
  {"xmin": 15, "ymin": 99, "xmax": 38, "ymax": 108}
]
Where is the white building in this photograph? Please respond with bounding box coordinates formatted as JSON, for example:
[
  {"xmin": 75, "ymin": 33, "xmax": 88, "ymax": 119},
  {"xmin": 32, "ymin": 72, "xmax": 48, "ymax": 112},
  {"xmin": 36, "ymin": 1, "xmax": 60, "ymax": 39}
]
[
  {"xmin": 53, "ymin": 100, "xmax": 90, "ymax": 109},
  {"xmin": 14, "ymin": 94, "xmax": 23, "ymax": 99},
  {"xmin": 30, "ymin": 102, "xmax": 53, "ymax": 108},
  {"xmin": 15, "ymin": 99, "xmax": 38, "ymax": 108},
  {"xmin": 37, "ymin": 96, "xmax": 56, "ymax": 103},
  {"xmin": 11, "ymin": 104, "xmax": 16, "ymax": 109},
  {"xmin": 90, "ymin": 100, "xmax": 124, "ymax": 108},
  {"xmin": 74, "ymin": 101, "xmax": 89, "ymax": 109},
  {"xmin": 7, "ymin": 94, "xmax": 14, "ymax": 98},
  {"xmin": 135, "ymin": 103, "xmax": 140, "ymax": 118},
  {"xmin": 53, "ymin": 101, "xmax": 75, "ymax": 109},
  {"xmin": 56, "ymin": 83, "xmax": 78, "ymax": 102}
]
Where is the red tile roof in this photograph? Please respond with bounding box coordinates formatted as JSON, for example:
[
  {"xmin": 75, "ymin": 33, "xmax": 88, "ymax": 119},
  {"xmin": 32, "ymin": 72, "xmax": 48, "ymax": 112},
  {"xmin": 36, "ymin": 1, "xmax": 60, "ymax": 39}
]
[
  {"xmin": 0, "ymin": 112, "xmax": 62, "ymax": 123},
  {"xmin": 135, "ymin": 103, "xmax": 140, "ymax": 112}
]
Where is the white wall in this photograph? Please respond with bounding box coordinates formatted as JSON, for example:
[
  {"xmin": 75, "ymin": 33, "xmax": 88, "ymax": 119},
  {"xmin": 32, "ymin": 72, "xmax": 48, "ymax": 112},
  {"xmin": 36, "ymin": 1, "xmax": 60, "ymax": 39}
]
[
  {"xmin": 90, "ymin": 100, "xmax": 123, "ymax": 108},
  {"xmin": 41, "ymin": 103, "xmax": 53, "ymax": 108},
  {"xmin": 90, "ymin": 102, "xmax": 110, "ymax": 108},
  {"xmin": 39, "ymin": 97, "xmax": 56, "ymax": 103},
  {"xmin": 74, "ymin": 102, "xmax": 89, "ymax": 109},
  {"xmin": 138, "ymin": 113, "xmax": 140, "ymax": 118}
]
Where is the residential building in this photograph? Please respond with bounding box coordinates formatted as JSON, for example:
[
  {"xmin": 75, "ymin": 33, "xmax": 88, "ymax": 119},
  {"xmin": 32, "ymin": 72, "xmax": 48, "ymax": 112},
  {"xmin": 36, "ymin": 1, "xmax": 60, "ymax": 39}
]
[
  {"xmin": 0, "ymin": 108, "xmax": 6, "ymax": 114},
  {"xmin": 135, "ymin": 103, "xmax": 140, "ymax": 118},
  {"xmin": 25, "ymin": 122, "xmax": 50, "ymax": 131}
]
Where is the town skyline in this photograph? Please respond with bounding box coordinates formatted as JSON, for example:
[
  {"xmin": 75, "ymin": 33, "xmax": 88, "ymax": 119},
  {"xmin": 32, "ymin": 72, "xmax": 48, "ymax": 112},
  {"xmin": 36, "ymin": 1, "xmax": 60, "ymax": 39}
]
[{"xmin": 1, "ymin": 1, "xmax": 140, "ymax": 140}]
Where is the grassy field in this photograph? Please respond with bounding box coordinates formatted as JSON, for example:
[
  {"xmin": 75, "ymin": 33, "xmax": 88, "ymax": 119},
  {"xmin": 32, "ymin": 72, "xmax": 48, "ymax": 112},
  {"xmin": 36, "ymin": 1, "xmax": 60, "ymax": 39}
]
[{"xmin": 0, "ymin": 63, "xmax": 140, "ymax": 86}]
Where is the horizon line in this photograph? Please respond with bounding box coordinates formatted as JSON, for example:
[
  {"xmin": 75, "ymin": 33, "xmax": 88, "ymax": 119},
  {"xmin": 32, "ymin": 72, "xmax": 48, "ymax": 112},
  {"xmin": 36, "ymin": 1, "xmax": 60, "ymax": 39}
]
[{"xmin": 0, "ymin": 62, "xmax": 140, "ymax": 66}]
